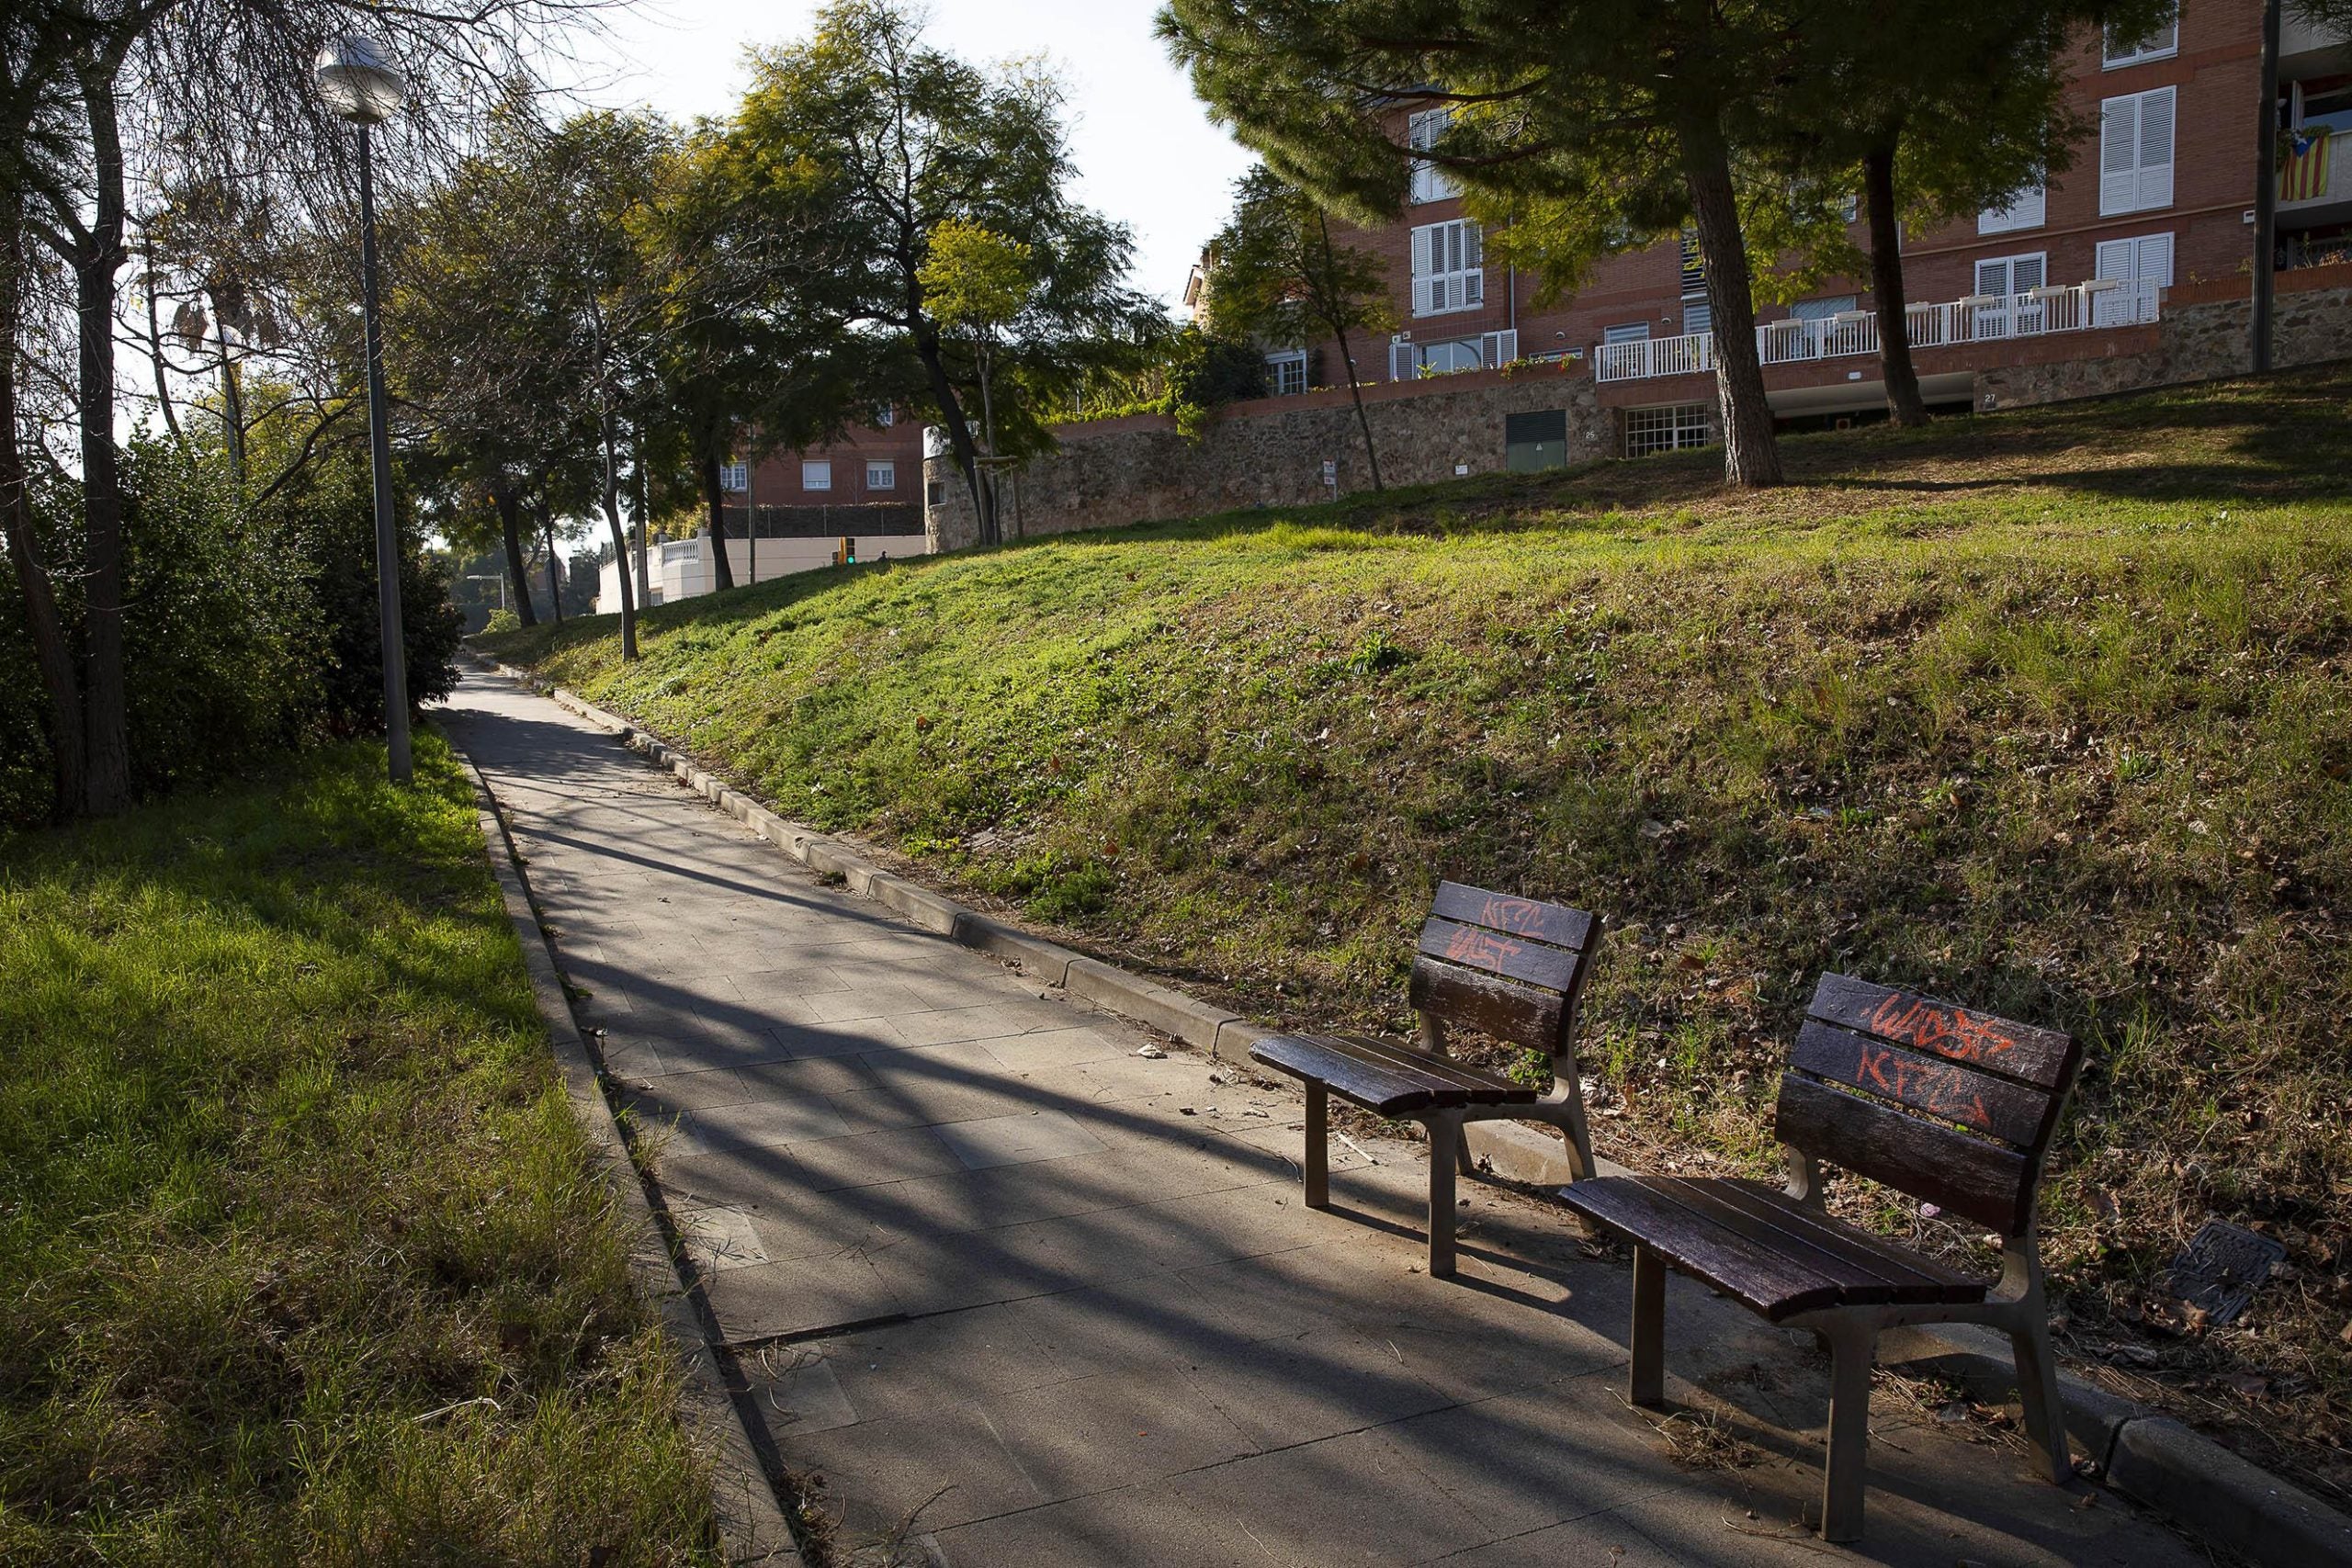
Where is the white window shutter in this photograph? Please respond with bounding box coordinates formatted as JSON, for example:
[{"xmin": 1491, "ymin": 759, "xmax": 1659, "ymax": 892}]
[
  {"xmin": 1464, "ymin": 269, "xmax": 1484, "ymax": 307},
  {"xmin": 1388, "ymin": 338, "xmax": 1413, "ymax": 380},
  {"xmin": 1464, "ymin": 222, "xmax": 1483, "ymax": 266},
  {"xmin": 2138, "ymin": 87, "xmax": 2176, "ymax": 209},
  {"xmin": 1410, "ymin": 224, "xmax": 1433, "ymax": 280},
  {"xmin": 2093, "ymin": 239, "xmax": 2132, "ymax": 325},
  {"xmin": 2013, "ymin": 254, "xmax": 2046, "ymax": 294},
  {"xmin": 2136, "ymin": 231, "xmax": 2175, "ymax": 288},
  {"xmin": 2100, "ymin": 95, "xmax": 2138, "ymax": 215},
  {"xmin": 1975, "ymin": 258, "xmax": 2007, "ymax": 296}
]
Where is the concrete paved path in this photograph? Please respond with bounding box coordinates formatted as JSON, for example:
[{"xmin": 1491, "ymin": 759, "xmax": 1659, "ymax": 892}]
[{"xmin": 444, "ymin": 668, "xmax": 2211, "ymax": 1568}]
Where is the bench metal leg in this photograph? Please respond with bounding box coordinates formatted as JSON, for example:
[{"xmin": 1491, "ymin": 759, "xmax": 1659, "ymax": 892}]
[
  {"xmin": 2011, "ymin": 1322, "xmax": 2072, "ymax": 1483},
  {"xmin": 1630, "ymin": 1246, "xmax": 1666, "ymax": 1406},
  {"xmin": 1820, "ymin": 1319, "xmax": 1878, "ymax": 1543},
  {"xmin": 1426, "ymin": 1112, "xmax": 1460, "ymax": 1278},
  {"xmin": 1303, "ymin": 1082, "xmax": 1329, "ymax": 1210}
]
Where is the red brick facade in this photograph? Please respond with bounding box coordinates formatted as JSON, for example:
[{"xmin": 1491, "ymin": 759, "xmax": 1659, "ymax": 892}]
[
  {"xmin": 1280, "ymin": 1, "xmax": 2343, "ymax": 422},
  {"xmin": 735, "ymin": 417, "xmax": 923, "ymax": 508}
]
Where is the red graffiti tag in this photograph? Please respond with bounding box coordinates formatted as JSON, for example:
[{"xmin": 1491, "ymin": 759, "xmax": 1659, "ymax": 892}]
[
  {"xmin": 1476, "ymin": 895, "xmax": 1547, "ymax": 937},
  {"xmin": 1445, "ymin": 923, "xmax": 1525, "ymax": 973},
  {"xmin": 1867, "ymin": 996, "xmax": 2018, "ymax": 1066},
  {"xmin": 1855, "ymin": 1042, "xmax": 1995, "ymax": 1131}
]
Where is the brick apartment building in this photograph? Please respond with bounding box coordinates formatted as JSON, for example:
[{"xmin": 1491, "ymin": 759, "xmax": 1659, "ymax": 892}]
[{"xmin": 1261, "ymin": 0, "xmax": 2352, "ymax": 457}]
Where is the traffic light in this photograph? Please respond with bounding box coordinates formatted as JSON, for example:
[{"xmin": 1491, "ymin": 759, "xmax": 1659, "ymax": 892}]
[{"xmin": 844, "ymin": 536, "xmax": 857, "ymax": 564}]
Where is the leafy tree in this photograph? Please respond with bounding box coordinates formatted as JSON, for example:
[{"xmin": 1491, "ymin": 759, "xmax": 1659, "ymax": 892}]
[
  {"xmin": 1745, "ymin": 0, "xmax": 2174, "ymax": 426},
  {"xmin": 919, "ymin": 219, "xmax": 1033, "ymax": 525},
  {"xmin": 726, "ymin": 0, "xmax": 1160, "ymax": 546},
  {"xmin": 1160, "ymin": 0, "xmax": 1802, "ymax": 487},
  {"xmin": 1202, "ymin": 165, "xmax": 1395, "ymax": 490}
]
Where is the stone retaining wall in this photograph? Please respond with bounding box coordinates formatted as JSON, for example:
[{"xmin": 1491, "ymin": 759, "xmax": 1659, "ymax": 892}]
[
  {"xmin": 927, "ymin": 367, "xmax": 1607, "ymax": 553},
  {"xmin": 1980, "ymin": 268, "xmax": 2352, "ymax": 409}
]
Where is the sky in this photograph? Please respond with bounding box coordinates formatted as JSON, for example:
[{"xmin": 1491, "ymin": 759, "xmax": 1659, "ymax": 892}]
[{"xmin": 559, "ymin": 0, "xmax": 1259, "ymax": 309}]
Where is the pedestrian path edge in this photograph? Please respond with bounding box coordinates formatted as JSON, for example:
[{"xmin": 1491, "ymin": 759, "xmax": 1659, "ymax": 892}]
[
  {"xmin": 470, "ymin": 657, "xmax": 2352, "ymax": 1568},
  {"xmin": 459, "ymin": 748, "xmax": 808, "ymax": 1568}
]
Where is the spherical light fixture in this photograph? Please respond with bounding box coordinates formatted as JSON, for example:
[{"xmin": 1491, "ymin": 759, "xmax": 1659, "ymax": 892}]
[{"xmin": 314, "ymin": 35, "xmax": 405, "ymax": 125}]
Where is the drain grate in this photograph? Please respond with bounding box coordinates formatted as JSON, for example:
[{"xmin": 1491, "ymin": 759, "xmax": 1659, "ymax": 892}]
[{"xmin": 2164, "ymin": 1220, "xmax": 2286, "ymax": 1325}]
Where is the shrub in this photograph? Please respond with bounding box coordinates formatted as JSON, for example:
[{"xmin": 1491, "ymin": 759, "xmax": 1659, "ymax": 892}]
[{"xmin": 0, "ymin": 439, "xmax": 462, "ymax": 829}]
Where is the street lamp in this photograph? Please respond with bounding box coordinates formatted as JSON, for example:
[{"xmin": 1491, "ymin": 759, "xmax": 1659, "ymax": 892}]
[{"xmin": 316, "ymin": 34, "xmax": 412, "ymax": 784}]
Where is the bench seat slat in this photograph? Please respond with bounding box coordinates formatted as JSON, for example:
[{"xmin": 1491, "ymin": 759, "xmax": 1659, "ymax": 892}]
[
  {"xmin": 1809, "ymin": 974, "xmax": 2073, "ymax": 1089},
  {"xmin": 1686, "ymin": 1179, "xmax": 1984, "ymax": 1302},
  {"xmin": 1646, "ymin": 1178, "xmax": 1984, "ymax": 1303},
  {"xmin": 1250, "ymin": 1032, "xmax": 1538, "ymax": 1116},
  {"xmin": 1416, "ymin": 917, "xmax": 1582, "ymax": 993},
  {"xmin": 1560, "ymin": 1177, "xmax": 1851, "ymax": 1321},
  {"xmin": 1429, "ymin": 881, "xmax": 1594, "ymax": 951},
  {"xmin": 1790, "ymin": 1021, "xmax": 2052, "ymax": 1147},
  {"xmin": 1408, "ymin": 958, "xmax": 1565, "ymax": 1046},
  {"xmin": 1776, "ymin": 1075, "xmax": 2035, "ymax": 1235}
]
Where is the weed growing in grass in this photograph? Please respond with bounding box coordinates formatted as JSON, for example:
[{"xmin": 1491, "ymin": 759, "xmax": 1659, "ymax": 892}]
[
  {"xmin": 0, "ymin": 735, "xmax": 715, "ymax": 1564},
  {"xmin": 484, "ymin": 365, "xmax": 2352, "ymax": 1496}
]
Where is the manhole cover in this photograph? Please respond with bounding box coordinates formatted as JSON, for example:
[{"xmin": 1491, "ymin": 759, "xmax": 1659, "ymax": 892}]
[{"xmin": 2164, "ymin": 1220, "xmax": 2286, "ymax": 1325}]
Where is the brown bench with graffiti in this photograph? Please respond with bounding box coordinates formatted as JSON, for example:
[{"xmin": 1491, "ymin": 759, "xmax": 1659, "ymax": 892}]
[
  {"xmin": 1560, "ymin": 973, "xmax": 2086, "ymax": 1543},
  {"xmin": 1250, "ymin": 881, "xmax": 1604, "ymax": 1278}
]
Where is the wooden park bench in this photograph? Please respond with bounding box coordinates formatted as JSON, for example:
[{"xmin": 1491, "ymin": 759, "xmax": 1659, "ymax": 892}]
[
  {"xmin": 1558, "ymin": 974, "xmax": 2084, "ymax": 1542},
  {"xmin": 1250, "ymin": 882, "xmax": 1603, "ymax": 1279}
]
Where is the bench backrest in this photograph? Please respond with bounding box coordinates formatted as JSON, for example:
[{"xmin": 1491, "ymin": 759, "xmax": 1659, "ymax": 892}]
[
  {"xmin": 1407, "ymin": 881, "xmax": 1601, "ymax": 1059},
  {"xmin": 1777, "ymin": 974, "xmax": 2084, "ymax": 1237}
]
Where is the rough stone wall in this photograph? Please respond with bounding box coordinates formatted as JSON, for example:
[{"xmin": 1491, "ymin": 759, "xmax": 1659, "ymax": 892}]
[
  {"xmin": 927, "ymin": 367, "xmax": 1606, "ymax": 553},
  {"xmin": 1979, "ymin": 279, "xmax": 2352, "ymax": 410}
]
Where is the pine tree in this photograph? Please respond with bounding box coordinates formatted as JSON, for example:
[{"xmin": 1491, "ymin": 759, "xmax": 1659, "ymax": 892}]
[{"xmin": 1160, "ymin": 0, "xmax": 1803, "ymax": 488}]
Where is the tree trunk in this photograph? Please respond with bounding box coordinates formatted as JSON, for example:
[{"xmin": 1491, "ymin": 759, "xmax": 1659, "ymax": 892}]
[
  {"xmin": 214, "ymin": 303, "xmax": 244, "ymax": 484},
  {"xmin": 1862, "ymin": 141, "xmax": 1928, "ymax": 428},
  {"xmin": 493, "ymin": 484, "xmax": 537, "ymax": 626},
  {"xmin": 1315, "ymin": 213, "xmax": 1384, "ymax": 491},
  {"xmin": 911, "ymin": 318, "xmax": 993, "ymax": 547},
  {"xmin": 1679, "ymin": 113, "xmax": 1783, "ymax": 489},
  {"xmin": 538, "ymin": 503, "xmax": 562, "ymax": 625},
  {"xmin": 601, "ymin": 415, "xmax": 638, "ymax": 660},
  {"xmin": 700, "ymin": 451, "xmax": 736, "ymax": 590},
  {"xmin": 72, "ymin": 57, "xmax": 132, "ymax": 812},
  {"xmin": 0, "ymin": 198, "xmax": 87, "ymax": 820},
  {"xmin": 140, "ymin": 239, "xmax": 184, "ymax": 449},
  {"xmin": 630, "ymin": 423, "xmax": 652, "ymax": 607}
]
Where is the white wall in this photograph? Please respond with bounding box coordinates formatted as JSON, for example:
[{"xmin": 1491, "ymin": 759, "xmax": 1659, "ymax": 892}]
[{"xmin": 595, "ymin": 534, "xmax": 929, "ymax": 615}]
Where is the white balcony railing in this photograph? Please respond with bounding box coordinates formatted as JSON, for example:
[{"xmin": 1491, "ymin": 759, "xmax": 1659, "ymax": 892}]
[{"xmin": 1593, "ymin": 279, "xmax": 2158, "ymax": 383}]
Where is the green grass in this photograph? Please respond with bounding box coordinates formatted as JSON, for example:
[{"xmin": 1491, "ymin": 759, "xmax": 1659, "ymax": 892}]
[
  {"xmin": 487, "ymin": 365, "xmax": 2352, "ymax": 1494},
  {"xmin": 0, "ymin": 734, "xmax": 716, "ymax": 1564}
]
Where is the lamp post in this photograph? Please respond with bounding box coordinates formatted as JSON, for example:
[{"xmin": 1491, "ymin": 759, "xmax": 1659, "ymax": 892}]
[{"xmin": 316, "ymin": 35, "xmax": 412, "ymax": 784}]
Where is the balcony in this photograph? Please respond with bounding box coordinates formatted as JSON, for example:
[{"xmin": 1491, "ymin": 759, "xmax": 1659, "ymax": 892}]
[{"xmin": 1592, "ymin": 279, "xmax": 2157, "ymax": 384}]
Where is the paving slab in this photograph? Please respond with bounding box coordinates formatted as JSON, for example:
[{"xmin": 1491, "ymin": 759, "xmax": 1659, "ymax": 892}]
[{"xmin": 444, "ymin": 669, "xmax": 2224, "ymax": 1568}]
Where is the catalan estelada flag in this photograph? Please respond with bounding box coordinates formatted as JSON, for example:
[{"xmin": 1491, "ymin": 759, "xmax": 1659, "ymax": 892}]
[{"xmin": 2279, "ymin": 130, "xmax": 2333, "ymax": 203}]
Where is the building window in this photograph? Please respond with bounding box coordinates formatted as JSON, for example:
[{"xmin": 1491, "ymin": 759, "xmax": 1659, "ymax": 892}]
[
  {"xmin": 1409, "ymin": 219, "xmax": 1483, "ymax": 315},
  {"xmin": 1623, "ymin": 402, "xmax": 1715, "ymax": 458},
  {"xmin": 1420, "ymin": 338, "xmax": 1483, "ymax": 374},
  {"xmin": 719, "ymin": 462, "xmax": 748, "ymax": 492},
  {"xmin": 866, "ymin": 458, "xmax": 896, "ymax": 490},
  {"xmin": 873, "ymin": 405, "xmax": 896, "ymax": 427},
  {"xmin": 2094, "ymin": 231, "xmax": 2174, "ymax": 324},
  {"xmin": 1971, "ymin": 252, "xmax": 2049, "ymax": 336},
  {"xmin": 802, "ymin": 459, "xmax": 832, "ymax": 491},
  {"xmin": 1602, "ymin": 322, "xmax": 1652, "ymax": 344},
  {"xmin": 1266, "ymin": 349, "xmax": 1308, "ymax": 395},
  {"xmin": 1980, "ymin": 185, "xmax": 2047, "ymax": 233},
  {"xmin": 1678, "ymin": 228, "xmax": 1711, "ymax": 334},
  {"xmin": 2100, "ymin": 86, "xmax": 2177, "ymax": 215},
  {"xmin": 1407, "ymin": 108, "xmax": 1457, "ymax": 204},
  {"xmin": 2104, "ymin": 4, "xmax": 2178, "ymax": 68},
  {"xmin": 1789, "ymin": 295, "xmax": 1858, "ymax": 321}
]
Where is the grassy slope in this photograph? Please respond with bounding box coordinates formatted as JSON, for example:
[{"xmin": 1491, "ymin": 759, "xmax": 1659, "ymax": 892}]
[
  {"xmin": 0, "ymin": 735, "xmax": 715, "ymax": 1565},
  {"xmin": 487, "ymin": 367, "xmax": 2352, "ymax": 1493}
]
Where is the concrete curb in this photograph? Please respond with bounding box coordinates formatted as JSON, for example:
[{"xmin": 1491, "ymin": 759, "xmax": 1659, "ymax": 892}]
[
  {"xmin": 472, "ymin": 658, "xmax": 2352, "ymax": 1568},
  {"xmin": 458, "ymin": 750, "xmax": 806, "ymax": 1568}
]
